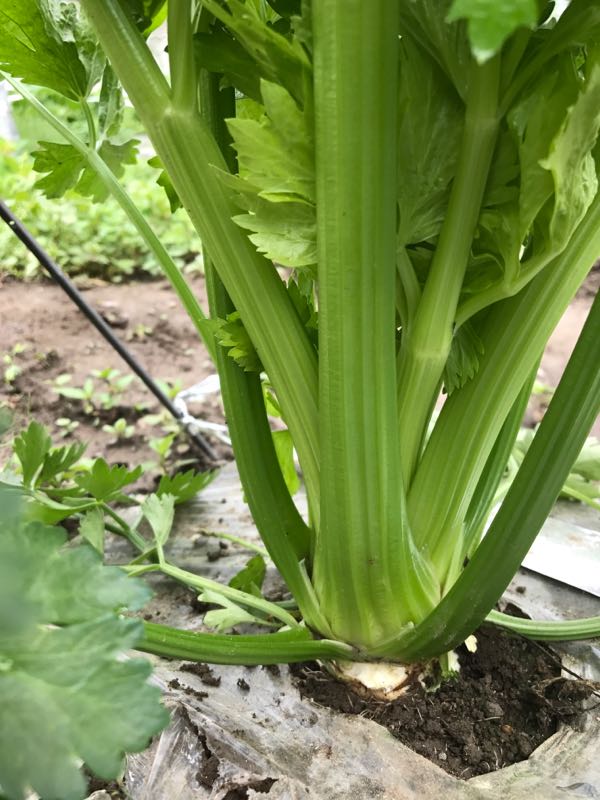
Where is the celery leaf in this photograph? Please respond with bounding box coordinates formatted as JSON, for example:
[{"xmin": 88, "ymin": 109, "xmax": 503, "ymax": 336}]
[
  {"xmin": 397, "ymin": 39, "xmax": 463, "ymax": 247},
  {"xmin": 75, "ymin": 459, "xmax": 142, "ymax": 501},
  {"xmin": 200, "ymin": 0, "xmax": 309, "ymax": 104},
  {"xmin": 157, "ymin": 468, "xmax": 217, "ymax": 505},
  {"xmin": 226, "ymin": 80, "xmax": 316, "ymax": 272},
  {"xmin": 215, "ymin": 312, "xmax": 264, "ymax": 373},
  {"xmin": 32, "ymin": 139, "xmax": 139, "ymax": 202},
  {"xmin": 0, "ymin": 0, "xmax": 101, "ymax": 100},
  {"xmin": 0, "ymin": 489, "xmax": 167, "ymax": 800},
  {"xmin": 447, "ymin": 0, "xmax": 537, "ymax": 62}
]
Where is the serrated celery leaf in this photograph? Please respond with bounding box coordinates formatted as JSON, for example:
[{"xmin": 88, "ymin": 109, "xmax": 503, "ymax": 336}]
[
  {"xmin": 226, "ymin": 81, "xmax": 316, "ymax": 270},
  {"xmin": 0, "ymin": 631, "xmax": 166, "ymax": 800},
  {"xmin": 215, "ymin": 312, "xmax": 264, "ymax": 372},
  {"xmin": 75, "ymin": 459, "xmax": 142, "ymax": 502},
  {"xmin": 233, "ymin": 202, "xmax": 316, "ymax": 270},
  {"xmin": 32, "ymin": 139, "xmax": 138, "ymax": 201},
  {"xmin": 12, "ymin": 421, "xmax": 52, "ymax": 487},
  {"xmin": 443, "ymin": 322, "xmax": 485, "ymax": 395},
  {"xmin": 229, "ymin": 555, "xmax": 267, "ymax": 595},
  {"xmin": 0, "ymin": 523, "xmax": 150, "ymax": 625},
  {"xmin": 397, "ymin": 39, "xmax": 462, "ymax": 247},
  {"xmin": 447, "ymin": 0, "xmax": 537, "ymax": 63},
  {"xmin": 156, "ymin": 468, "xmax": 217, "ymax": 505},
  {"xmin": 228, "ymin": 81, "xmax": 314, "ymax": 203},
  {"xmin": 200, "ymin": 0, "xmax": 309, "ymax": 103},
  {"xmin": 0, "ymin": 494, "xmax": 165, "ymax": 800},
  {"xmin": 0, "ymin": 0, "xmax": 101, "ymax": 100}
]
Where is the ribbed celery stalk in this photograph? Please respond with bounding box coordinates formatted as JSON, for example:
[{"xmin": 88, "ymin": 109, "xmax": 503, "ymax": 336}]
[
  {"xmin": 408, "ymin": 192, "xmax": 600, "ymax": 581},
  {"xmin": 396, "ymin": 57, "xmax": 500, "ymax": 484},
  {"xmin": 311, "ymin": 0, "xmax": 437, "ymax": 650},
  {"xmin": 81, "ymin": 0, "xmax": 320, "ymax": 513},
  {"xmin": 198, "ymin": 71, "xmax": 329, "ymax": 634},
  {"xmin": 387, "ymin": 281, "xmax": 600, "ymax": 661}
]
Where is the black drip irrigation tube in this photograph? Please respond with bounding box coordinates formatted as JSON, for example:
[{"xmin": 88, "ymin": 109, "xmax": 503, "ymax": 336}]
[{"xmin": 0, "ymin": 200, "xmax": 218, "ymax": 463}]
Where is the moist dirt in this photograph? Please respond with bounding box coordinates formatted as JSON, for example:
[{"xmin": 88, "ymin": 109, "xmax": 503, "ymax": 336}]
[
  {"xmin": 0, "ymin": 274, "xmax": 230, "ymax": 488},
  {"xmin": 291, "ymin": 624, "xmax": 593, "ymax": 780}
]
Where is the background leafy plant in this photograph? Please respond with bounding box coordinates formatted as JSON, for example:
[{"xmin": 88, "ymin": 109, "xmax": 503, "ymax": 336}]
[{"xmin": 0, "ymin": 126, "xmax": 203, "ymax": 281}]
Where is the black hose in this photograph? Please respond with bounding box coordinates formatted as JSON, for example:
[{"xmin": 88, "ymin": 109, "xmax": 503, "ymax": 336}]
[{"xmin": 0, "ymin": 200, "xmax": 217, "ymax": 462}]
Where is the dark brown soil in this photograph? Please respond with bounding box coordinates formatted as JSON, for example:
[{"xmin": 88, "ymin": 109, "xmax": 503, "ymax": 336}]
[
  {"xmin": 291, "ymin": 625, "xmax": 591, "ymax": 780},
  {"xmin": 0, "ymin": 275, "xmax": 230, "ymax": 489}
]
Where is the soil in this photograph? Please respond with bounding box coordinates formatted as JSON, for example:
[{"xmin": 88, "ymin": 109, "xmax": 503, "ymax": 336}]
[
  {"xmin": 0, "ymin": 274, "xmax": 231, "ymax": 489},
  {"xmin": 291, "ymin": 624, "xmax": 593, "ymax": 780}
]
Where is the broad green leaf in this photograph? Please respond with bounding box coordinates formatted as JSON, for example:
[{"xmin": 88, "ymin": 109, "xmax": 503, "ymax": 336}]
[
  {"xmin": 397, "ymin": 39, "xmax": 463, "ymax": 247},
  {"xmin": 75, "ymin": 459, "xmax": 142, "ymax": 502},
  {"xmin": 0, "ymin": 0, "xmax": 101, "ymax": 100},
  {"xmin": 157, "ymin": 468, "xmax": 217, "ymax": 505},
  {"xmin": 0, "ymin": 488, "xmax": 165, "ymax": 800},
  {"xmin": 447, "ymin": 0, "xmax": 537, "ymax": 63},
  {"xmin": 215, "ymin": 312, "xmax": 264, "ymax": 372},
  {"xmin": 79, "ymin": 506, "xmax": 105, "ymax": 553},
  {"xmin": 13, "ymin": 421, "xmax": 52, "ymax": 487},
  {"xmin": 229, "ymin": 554, "xmax": 267, "ymax": 595},
  {"xmin": 142, "ymin": 493, "xmax": 175, "ymax": 548},
  {"xmin": 272, "ymin": 429, "xmax": 300, "ymax": 496}
]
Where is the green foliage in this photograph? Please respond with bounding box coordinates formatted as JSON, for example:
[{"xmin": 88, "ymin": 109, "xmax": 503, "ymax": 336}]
[
  {"xmin": 215, "ymin": 311, "xmax": 264, "ymax": 372},
  {"xmin": 447, "ymin": 0, "xmax": 538, "ymax": 63},
  {"xmin": 0, "ymin": 0, "xmax": 102, "ymax": 100},
  {"xmin": 75, "ymin": 460, "xmax": 143, "ymax": 502},
  {"xmin": 225, "ymin": 80, "xmax": 317, "ymax": 273},
  {"xmin": 199, "ymin": 0, "xmax": 310, "ymax": 104},
  {"xmin": 397, "ymin": 39, "xmax": 463, "ymax": 247},
  {"xmin": 32, "ymin": 137, "xmax": 139, "ymax": 201},
  {"xmin": 0, "ymin": 487, "xmax": 167, "ymax": 800},
  {"xmin": 157, "ymin": 468, "xmax": 217, "ymax": 505},
  {"xmin": 0, "ymin": 140, "xmax": 202, "ymax": 280}
]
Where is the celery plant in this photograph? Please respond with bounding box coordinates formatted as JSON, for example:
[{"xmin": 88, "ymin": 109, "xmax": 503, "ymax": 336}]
[{"xmin": 2, "ymin": 0, "xmax": 600, "ymax": 674}]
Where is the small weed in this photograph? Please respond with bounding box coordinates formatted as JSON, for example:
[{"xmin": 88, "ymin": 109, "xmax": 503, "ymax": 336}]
[
  {"xmin": 55, "ymin": 417, "xmax": 80, "ymax": 438},
  {"xmin": 103, "ymin": 417, "xmax": 136, "ymax": 441}
]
